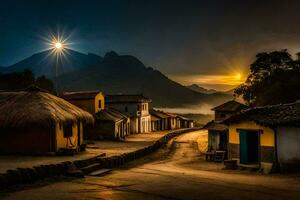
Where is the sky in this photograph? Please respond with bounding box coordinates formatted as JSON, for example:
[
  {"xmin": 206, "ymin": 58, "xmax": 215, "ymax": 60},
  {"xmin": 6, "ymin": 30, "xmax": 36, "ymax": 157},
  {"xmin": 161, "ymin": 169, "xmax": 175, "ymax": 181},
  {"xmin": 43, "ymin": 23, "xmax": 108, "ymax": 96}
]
[{"xmin": 1, "ymin": 0, "xmax": 300, "ymax": 90}]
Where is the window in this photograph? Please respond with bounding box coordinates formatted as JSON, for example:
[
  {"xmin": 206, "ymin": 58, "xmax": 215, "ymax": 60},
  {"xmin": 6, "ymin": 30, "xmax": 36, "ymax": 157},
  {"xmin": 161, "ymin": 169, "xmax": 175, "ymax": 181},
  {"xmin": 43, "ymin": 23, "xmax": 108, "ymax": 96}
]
[
  {"xmin": 145, "ymin": 104, "xmax": 147, "ymax": 110},
  {"xmin": 98, "ymin": 100, "xmax": 102, "ymax": 109},
  {"xmin": 137, "ymin": 104, "xmax": 140, "ymax": 111},
  {"xmin": 63, "ymin": 124, "xmax": 73, "ymax": 138}
]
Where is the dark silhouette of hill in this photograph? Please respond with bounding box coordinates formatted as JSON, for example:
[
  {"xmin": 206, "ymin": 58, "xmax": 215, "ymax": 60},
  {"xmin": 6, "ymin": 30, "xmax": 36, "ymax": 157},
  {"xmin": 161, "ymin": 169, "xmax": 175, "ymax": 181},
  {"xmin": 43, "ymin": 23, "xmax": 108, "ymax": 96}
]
[
  {"xmin": 57, "ymin": 51, "xmax": 232, "ymax": 107},
  {"xmin": 0, "ymin": 49, "xmax": 102, "ymax": 77},
  {"xmin": 186, "ymin": 84, "xmax": 218, "ymax": 94},
  {"xmin": 1, "ymin": 49, "xmax": 232, "ymax": 107}
]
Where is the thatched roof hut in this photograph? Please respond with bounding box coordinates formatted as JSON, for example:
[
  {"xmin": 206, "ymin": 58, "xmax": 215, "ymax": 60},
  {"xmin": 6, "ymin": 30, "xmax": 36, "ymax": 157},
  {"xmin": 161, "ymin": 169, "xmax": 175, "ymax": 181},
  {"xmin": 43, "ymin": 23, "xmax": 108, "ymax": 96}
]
[
  {"xmin": 94, "ymin": 108, "xmax": 125, "ymax": 122},
  {"xmin": 0, "ymin": 87, "xmax": 94, "ymax": 129}
]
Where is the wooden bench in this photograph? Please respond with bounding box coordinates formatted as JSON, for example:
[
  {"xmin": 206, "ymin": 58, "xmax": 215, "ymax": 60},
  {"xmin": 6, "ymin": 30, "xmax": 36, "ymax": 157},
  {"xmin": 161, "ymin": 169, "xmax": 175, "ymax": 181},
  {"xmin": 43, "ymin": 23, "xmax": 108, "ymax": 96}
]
[
  {"xmin": 214, "ymin": 150, "xmax": 226, "ymax": 162},
  {"xmin": 204, "ymin": 151, "xmax": 215, "ymax": 161},
  {"xmin": 204, "ymin": 150, "xmax": 226, "ymax": 162}
]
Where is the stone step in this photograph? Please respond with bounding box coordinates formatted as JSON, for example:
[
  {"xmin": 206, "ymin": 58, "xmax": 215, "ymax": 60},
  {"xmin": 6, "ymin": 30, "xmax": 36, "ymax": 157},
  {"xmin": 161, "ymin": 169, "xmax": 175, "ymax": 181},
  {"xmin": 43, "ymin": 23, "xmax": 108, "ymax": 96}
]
[
  {"xmin": 66, "ymin": 169, "xmax": 84, "ymax": 178},
  {"xmin": 80, "ymin": 163, "xmax": 102, "ymax": 174},
  {"xmin": 88, "ymin": 169, "xmax": 112, "ymax": 177}
]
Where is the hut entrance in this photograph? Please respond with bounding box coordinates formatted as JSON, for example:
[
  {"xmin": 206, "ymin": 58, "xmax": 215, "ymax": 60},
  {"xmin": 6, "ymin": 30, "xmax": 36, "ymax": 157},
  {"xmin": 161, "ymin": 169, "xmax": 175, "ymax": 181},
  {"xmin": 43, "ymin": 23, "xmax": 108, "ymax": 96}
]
[{"xmin": 239, "ymin": 130, "xmax": 259, "ymax": 164}]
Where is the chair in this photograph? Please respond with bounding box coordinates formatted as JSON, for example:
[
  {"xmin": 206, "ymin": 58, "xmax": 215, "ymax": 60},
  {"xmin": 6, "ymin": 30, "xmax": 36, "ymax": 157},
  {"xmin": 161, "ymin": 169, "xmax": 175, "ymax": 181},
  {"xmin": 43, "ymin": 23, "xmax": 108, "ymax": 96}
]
[
  {"xmin": 205, "ymin": 146, "xmax": 215, "ymax": 161},
  {"xmin": 214, "ymin": 150, "xmax": 226, "ymax": 162}
]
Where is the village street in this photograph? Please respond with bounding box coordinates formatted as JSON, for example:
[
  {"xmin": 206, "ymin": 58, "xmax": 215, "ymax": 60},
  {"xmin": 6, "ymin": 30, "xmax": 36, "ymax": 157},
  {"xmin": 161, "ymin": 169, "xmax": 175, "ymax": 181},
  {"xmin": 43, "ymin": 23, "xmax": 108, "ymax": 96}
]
[{"xmin": 2, "ymin": 130, "xmax": 300, "ymax": 200}]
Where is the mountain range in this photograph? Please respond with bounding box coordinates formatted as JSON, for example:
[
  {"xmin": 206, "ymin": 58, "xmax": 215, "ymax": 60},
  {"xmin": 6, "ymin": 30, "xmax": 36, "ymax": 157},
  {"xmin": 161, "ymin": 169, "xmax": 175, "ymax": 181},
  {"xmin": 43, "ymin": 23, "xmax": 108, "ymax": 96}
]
[
  {"xmin": 0, "ymin": 49, "xmax": 103, "ymax": 77},
  {"xmin": 0, "ymin": 49, "xmax": 233, "ymax": 107},
  {"xmin": 186, "ymin": 84, "xmax": 218, "ymax": 94}
]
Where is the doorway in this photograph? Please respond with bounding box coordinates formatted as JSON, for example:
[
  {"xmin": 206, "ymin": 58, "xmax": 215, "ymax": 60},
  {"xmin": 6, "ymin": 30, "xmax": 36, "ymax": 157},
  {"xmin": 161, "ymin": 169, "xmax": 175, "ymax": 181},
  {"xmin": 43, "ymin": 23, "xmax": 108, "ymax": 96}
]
[{"xmin": 239, "ymin": 130, "xmax": 260, "ymax": 164}]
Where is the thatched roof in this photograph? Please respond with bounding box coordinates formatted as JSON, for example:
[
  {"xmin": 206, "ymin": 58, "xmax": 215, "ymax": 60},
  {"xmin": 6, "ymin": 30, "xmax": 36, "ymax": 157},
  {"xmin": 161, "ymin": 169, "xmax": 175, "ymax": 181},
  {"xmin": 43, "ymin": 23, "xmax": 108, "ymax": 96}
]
[
  {"xmin": 203, "ymin": 120, "xmax": 228, "ymax": 131},
  {"xmin": 108, "ymin": 107, "xmax": 131, "ymax": 119},
  {"xmin": 105, "ymin": 94, "xmax": 151, "ymax": 103},
  {"xmin": 223, "ymin": 101, "xmax": 300, "ymax": 127},
  {"xmin": 61, "ymin": 91, "xmax": 102, "ymax": 100},
  {"xmin": 212, "ymin": 100, "xmax": 247, "ymax": 112},
  {"xmin": 0, "ymin": 89, "xmax": 94, "ymax": 129},
  {"xmin": 94, "ymin": 108, "xmax": 126, "ymax": 122}
]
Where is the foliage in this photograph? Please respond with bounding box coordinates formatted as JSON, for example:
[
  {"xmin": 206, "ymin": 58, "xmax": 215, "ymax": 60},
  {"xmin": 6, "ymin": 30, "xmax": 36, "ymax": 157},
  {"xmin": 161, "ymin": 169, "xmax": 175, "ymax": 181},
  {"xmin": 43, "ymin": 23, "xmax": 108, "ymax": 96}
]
[
  {"xmin": 235, "ymin": 49, "xmax": 300, "ymax": 106},
  {"xmin": 0, "ymin": 69, "xmax": 54, "ymax": 92}
]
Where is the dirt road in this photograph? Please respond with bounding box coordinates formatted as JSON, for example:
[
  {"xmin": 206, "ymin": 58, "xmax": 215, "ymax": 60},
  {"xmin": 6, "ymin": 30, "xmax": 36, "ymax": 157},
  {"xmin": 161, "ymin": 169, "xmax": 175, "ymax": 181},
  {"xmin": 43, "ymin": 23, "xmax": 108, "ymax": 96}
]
[{"xmin": 2, "ymin": 130, "xmax": 300, "ymax": 200}]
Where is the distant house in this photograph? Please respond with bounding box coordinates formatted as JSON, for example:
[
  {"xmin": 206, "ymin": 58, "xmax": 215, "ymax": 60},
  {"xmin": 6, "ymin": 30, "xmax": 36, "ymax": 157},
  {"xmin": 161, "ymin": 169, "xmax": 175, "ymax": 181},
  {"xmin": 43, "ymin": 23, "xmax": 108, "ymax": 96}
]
[
  {"xmin": 204, "ymin": 100, "xmax": 247, "ymax": 153},
  {"xmin": 175, "ymin": 116, "xmax": 181, "ymax": 129},
  {"xmin": 165, "ymin": 113, "xmax": 178, "ymax": 130},
  {"xmin": 150, "ymin": 109, "xmax": 170, "ymax": 130},
  {"xmin": 212, "ymin": 100, "xmax": 248, "ymax": 122},
  {"xmin": 112, "ymin": 108, "xmax": 131, "ymax": 137},
  {"xmin": 105, "ymin": 94, "xmax": 152, "ymax": 133},
  {"xmin": 224, "ymin": 101, "xmax": 300, "ymax": 173},
  {"xmin": 150, "ymin": 115, "xmax": 160, "ymax": 132},
  {"xmin": 177, "ymin": 115, "xmax": 194, "ymax": 128},
  {"xmin": 88, "ymin": 108, "xmax": 130, "ymax": 140},
  {"xmin": 61, "ymin": 91, "xmax": 105, "ymax": 114},
  {"xmin": 0, "ymin": 87, "xmax": 94, "ymax": 155}
]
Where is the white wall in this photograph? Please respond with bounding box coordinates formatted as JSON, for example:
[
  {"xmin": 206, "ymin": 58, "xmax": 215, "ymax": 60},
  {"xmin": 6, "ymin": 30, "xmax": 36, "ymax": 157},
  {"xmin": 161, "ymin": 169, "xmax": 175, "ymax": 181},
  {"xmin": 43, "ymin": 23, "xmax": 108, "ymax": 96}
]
[
  {"xmin": 277, "ymin": 126, "xmax": 300, "ymax": 169},
  {"xmin": 107, "ymin": 102, "xmax": 149, "ymax": 117},
  {"xmin": 108, "ymin": 102, "xmax": 151, "ymax": 133},
  {"xmin": 140, "ymin": 115, "xmax": 151, "ymax": 133}
]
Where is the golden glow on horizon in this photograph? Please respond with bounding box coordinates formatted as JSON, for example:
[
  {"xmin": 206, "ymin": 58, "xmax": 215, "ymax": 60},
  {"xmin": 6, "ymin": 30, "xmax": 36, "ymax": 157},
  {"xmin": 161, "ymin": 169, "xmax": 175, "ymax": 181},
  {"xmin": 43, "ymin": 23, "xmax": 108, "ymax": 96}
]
[{"xmin": 169, "ymin": 72, "xmax": 246, "ymax": 91}]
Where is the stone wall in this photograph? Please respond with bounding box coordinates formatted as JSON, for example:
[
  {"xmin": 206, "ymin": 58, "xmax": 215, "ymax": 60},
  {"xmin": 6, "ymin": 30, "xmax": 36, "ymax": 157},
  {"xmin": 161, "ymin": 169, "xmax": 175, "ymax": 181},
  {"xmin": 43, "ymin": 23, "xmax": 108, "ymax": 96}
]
[{"xmin": 0, "ymin": 128, "xmax": 199, "ymax": 190}]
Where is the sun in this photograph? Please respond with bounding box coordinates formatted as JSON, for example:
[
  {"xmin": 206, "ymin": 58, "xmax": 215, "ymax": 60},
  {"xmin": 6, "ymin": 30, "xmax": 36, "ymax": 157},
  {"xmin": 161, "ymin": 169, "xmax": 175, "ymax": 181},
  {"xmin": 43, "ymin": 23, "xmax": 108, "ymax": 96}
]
[
  {"xmin": 55, "ymin": 42, "xmax": 62, "ymax": 49},
  {"xmin": 235, "ymin": 73, "xmax": 241, "ymax": 81}
]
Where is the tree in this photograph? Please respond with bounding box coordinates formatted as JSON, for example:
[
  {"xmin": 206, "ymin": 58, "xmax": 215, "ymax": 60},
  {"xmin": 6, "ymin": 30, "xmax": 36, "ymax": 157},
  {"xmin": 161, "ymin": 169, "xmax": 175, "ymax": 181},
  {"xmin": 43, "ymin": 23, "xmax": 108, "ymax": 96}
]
[
  {"xmin": 235, "ymin": 49, "xmax": 300, "ymax": 106},
  {"xmin": 35, "ymin": 75, "xmax": 55, "ymax": 93},
  {"xmin": 0, "ymin": 69, "xmax": 54, "ymax": 93}
]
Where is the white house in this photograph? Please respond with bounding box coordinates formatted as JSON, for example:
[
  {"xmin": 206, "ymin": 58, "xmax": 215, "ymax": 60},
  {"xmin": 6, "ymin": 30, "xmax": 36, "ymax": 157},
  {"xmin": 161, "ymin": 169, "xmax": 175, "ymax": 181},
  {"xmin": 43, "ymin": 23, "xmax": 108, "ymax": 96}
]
[{"xmin": 105, "ymin": 94, "xmax": 152, "ymax": 133}]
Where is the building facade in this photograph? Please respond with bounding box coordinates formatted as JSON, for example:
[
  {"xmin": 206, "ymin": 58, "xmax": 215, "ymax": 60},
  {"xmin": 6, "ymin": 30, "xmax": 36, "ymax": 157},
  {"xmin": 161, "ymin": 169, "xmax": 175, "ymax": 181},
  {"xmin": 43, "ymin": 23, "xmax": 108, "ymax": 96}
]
[
  {"xmin": 88, "ymin": 108, "xmax": 130, "ymax": 140},
  {"xmin": 105, "ymin": 95, "xmax": 152, "ymax": 133},
  {"xmin": 204, "ymin": 100, "xmax": 247, "ymax": 153},
  {"xmin": 225, "ymin": 101, "xmax": 300, "ymax": 173},
  {"xmin": 61, "ymin": 91, "xmax": 105, "ymax": 114}
]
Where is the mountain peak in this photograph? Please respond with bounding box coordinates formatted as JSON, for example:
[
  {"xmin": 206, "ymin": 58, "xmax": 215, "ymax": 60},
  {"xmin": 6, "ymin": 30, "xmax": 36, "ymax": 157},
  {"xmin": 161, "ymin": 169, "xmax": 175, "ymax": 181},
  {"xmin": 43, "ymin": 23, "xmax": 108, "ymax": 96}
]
[
  {"xmin": 104, "ymin": 51, "xmax": 119, "ymax": 60},
  {"xmin": 2, "ymin": 49, "xmax": 102, "ymax": 77}
]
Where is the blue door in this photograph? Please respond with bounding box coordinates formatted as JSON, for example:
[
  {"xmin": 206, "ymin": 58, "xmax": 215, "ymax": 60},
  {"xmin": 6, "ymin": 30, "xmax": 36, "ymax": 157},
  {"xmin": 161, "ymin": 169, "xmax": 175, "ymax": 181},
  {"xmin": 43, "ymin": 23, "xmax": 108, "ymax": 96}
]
[
  {"xmin": 239, "ymin": 130, "xmax": 248, "ymax": 164},
  {"xmin": 239, "ymin": 130, "xmax": 259, "ymax": 164}
]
